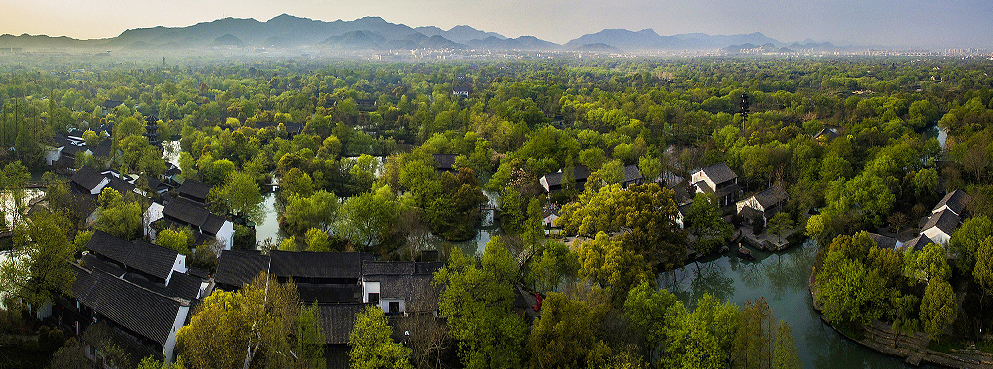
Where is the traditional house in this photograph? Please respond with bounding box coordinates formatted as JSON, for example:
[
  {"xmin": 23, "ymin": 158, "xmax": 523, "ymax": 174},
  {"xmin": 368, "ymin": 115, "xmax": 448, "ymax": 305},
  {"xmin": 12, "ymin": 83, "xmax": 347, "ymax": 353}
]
[
  {"xmin": 176, "ymin": 179, "xmax": 211, "ymax": 204},
  {"xmin": 621, "ymin": 164, "xmax": 643, "ymax": 187},
  {"xmin": 213, "ymin": 250, "xmax": 374, "ymax": 293},
  {"xmin": 933, "ymin": 189, "xmax": 969, "ymax": 217},
  {"xmin": 64, "ymin": 266, "xmax": 190, "ymax": 365},
  {"xmin": 56, "ymin": 231, "xmax": 208, "ymax": 366},
  {"xmin": 151, "ymin": 196, "xmax": 234, "ymax": 251},
  {"xmin": 255, "ymin": 121, "xmax": 303, "ymax": 136},
  {"xmin": 674, "ymin": 201, "xmax": 692, "ymax": 229},
  {"xmin": 901, "ymin": 234, "xmax": 935, "ymax": 252},
  {"xmin": 432, "ymin": 154, "xmax": 459, "ymax": 174},
  {"xmin": 921, "ymin": 209, "xmax": 960, "ymax": 245},
  {"xmin": 452, "ymin": 87, "xmax": 470, "ymax": 98},
  {"xmin": 361, "ymin": 261, "xmax": 443, "ymax": 315},
  {"xmin": 735, "ymin": 185, "xmax": 789, "ymax": 227},
  {"xmin": 70, "ymin": 166, "xmax": 110, "ymax": 195},
  {"xmin": 814, "ymin": 128, "xmax": 839, "ymax": 143},
  {"xmin": 539, "ymin": 165, "xmax": 591, "ymax": 193},
  {"xmin": 867, "ymin": 232, "xmax": 901, "ymax": 249},
  {"xmin": 691, "ymin": 163, "xmax": 741, "ymax": 207}
]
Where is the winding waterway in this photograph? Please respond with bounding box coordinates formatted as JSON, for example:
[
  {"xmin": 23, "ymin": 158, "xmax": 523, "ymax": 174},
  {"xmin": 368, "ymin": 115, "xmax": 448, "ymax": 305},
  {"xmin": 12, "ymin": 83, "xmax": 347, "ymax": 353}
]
[{"xmin": 669, "ymin": 240, "xmax": 931, "ymax": 368}]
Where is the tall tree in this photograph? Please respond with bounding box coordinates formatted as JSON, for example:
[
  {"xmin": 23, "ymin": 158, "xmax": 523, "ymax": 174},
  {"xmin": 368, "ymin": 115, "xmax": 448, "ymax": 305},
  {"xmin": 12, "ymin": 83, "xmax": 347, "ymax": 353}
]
[
  {"xmin": 920, "ymin": 279, "xmax": 956, "ymax": 340},
  {"xmin": 433, "ymin": 237, "xmax": 526, "ymax": 369},
  {"xmin": 177, "ymin": 273, "xmax": 304, "ymax": 369},
  {"xmin": 0, "ymin": 211, "xmax": 75, "ymax": 312},
  {"xmin": 772, "ymin": 321, "xmax": 801, "ymax": 369},
  {"xmin": 349, "ymin": 306, "xmax": 412, "ymax": 369}
]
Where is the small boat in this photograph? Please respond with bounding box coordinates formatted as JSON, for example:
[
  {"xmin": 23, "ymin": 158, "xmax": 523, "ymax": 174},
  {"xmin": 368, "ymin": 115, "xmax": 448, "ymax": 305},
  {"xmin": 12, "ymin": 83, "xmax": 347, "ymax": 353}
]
[{"xmin": 736, "ymin": 244, "xmax": 754, "ymax": 260}]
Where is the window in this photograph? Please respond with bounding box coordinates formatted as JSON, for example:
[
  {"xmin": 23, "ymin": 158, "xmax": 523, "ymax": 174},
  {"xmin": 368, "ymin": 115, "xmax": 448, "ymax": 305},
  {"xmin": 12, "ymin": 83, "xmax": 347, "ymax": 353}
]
[
  {"xmin": 368, "ymin": 293, "xmax": 379, "ymax": 305},
  {"xmin": 389, "ymin": 301, "xmax": 400, "ymax": 314}
]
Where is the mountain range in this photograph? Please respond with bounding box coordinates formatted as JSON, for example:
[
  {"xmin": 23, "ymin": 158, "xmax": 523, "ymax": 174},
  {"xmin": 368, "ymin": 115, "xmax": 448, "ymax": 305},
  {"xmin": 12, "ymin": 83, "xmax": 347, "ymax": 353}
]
[{"xmin": 0, "ymin": 14, "xmax": 839, "ymax": 53}]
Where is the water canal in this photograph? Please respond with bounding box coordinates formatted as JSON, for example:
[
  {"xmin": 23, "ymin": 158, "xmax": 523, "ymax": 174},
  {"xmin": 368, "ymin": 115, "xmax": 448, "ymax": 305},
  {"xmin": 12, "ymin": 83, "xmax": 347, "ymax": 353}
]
[
  {"xmin": 667, "ymin": 239, "xmax": 929, "ymax": 368},
  {"xmin": 167, "ymin": 138, "xmax": 928, "ymax": 367}
]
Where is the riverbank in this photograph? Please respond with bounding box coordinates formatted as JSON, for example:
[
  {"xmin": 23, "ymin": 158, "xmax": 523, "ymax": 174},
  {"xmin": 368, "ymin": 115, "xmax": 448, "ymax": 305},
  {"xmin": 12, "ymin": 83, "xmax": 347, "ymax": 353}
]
[{"xmin": 809, "ymin": 266, "xmax": 993, "ymax": 368}]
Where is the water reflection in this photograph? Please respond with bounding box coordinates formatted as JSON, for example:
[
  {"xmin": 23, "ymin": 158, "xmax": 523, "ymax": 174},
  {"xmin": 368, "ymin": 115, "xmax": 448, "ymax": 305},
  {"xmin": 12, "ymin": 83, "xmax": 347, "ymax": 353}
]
[{"xmin": 664, "ymin": 240, "xmax": 923, "ymax": 368}]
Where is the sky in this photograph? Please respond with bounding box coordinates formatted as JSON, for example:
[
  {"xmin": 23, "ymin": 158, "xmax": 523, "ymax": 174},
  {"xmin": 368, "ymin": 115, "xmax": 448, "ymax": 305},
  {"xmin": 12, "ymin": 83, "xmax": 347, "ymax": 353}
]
[{"xmin": 1, "ymin": 0, "xmax": 991, "ymax": 49}]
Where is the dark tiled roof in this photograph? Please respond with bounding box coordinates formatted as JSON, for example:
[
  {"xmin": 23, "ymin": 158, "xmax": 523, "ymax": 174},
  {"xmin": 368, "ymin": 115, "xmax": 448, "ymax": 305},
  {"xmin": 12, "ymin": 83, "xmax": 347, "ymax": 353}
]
[
  {"xmin": 73, "ymin": 266, "xmax": 187, "ymax": 346},
  {"xmin": 867, "ymin": 232, "xmax": 898, "ymax": 249},
  {"xmin": 71, "ymin": 166, "xmax": 105, "ymax": 192},
  {"xmin": 934, "ymin": 189, "xmax": 969, "ymax": 215},
  {"xmin": 318, "ymin": 304, "xmax": 368, "ymax": 345},
  {"xmin": 163, "ymin": 196, "xmax": 227, "ymax": 235},
  {"xmin": 753, "ymin": 185, "xmax": 789, "ymax": 209},
  {"xmin": 86, "ymin": 230, "xmax": 179, "ymax": 281},
  {"xmin": 699, "ymin": 163, "xmax": 737, "ymax": 185},
  {"xmin": 432, "ymin": 154, "xmax": 458, "ymax": 170},
  {"xmin": 902, "ymin": 234, "xmax": 934, "ymax": 252},
  {"xmin": 923, "ymin": 209, "xmax": 960, "ymax": 235},
  {"xmin": 814, "ymin": 128, "xmax": 839, "ymax": 141},
  {"xmin": 297, "ymin": 283, "xmax": 362, "ymax": 304},
  {"xmin": 81, "ymin": 322, "xmax": 160, "ymax": 367},
  {"xmin": 106, "ymin": 176, "xmax": 137, "ymax": 195},
  {"xmin": 89, "ymin": 141, "xmax": 113, "ymax": 158},
  {"xmin": 541, "ymin": 165, "xmax": 592, "ymax": 187},
  {"xmin": 178, "ymin": 179, "xmax": 211, "ymax": 201},
  {"xmin": 363, "ymin": 261, "xmax": 416, "ymax": 276},
  {"xmin": 213, "ymin": 249, "xmax": 270, "ymax": 289},
  {"xmin": 714, "ymin": 183, "xmax": 741, "ymax": 198},
  {"xmin": 623, "ymin": 164, "xmax": 643, "ymax": 183},
  {"xmin": 269, "ymin": 251, "xmax": 373, "ymax": 280},
  {"xmin": 102, "ymin": 100, "xmax": 123, "ymax": 109}
]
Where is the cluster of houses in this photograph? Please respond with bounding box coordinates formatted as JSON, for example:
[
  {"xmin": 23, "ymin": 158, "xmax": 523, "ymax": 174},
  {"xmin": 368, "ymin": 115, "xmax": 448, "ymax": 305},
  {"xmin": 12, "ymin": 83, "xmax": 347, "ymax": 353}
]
[
  {"xmin": 211, "ymin": 249, "xmax": 443, "ymax": 367},
  {"xmin": 867, "ymin": 189, "xmax": 970, "ymax": 252},
  {"xmin": 57, "ymin": 162, "xmax": 447, "ymax": 367}
]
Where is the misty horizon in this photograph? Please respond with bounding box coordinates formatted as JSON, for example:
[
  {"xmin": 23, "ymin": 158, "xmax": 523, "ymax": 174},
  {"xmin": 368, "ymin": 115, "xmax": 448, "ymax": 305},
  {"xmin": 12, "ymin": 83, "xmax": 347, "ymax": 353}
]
[{"xmin": 2, "ymin": 0, "xmax": 991, "ymax": 50}]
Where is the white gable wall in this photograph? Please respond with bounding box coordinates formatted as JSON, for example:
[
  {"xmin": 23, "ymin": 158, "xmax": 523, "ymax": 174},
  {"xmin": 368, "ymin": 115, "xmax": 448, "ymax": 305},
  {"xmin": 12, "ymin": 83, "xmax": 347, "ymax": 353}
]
[
  {"xmin": 923, "ymin": 227, "xmax": 952, "ymax": 246},
  {"xmin": 162, "ymin": 305, "xmax": 190, "ymax": 366}
]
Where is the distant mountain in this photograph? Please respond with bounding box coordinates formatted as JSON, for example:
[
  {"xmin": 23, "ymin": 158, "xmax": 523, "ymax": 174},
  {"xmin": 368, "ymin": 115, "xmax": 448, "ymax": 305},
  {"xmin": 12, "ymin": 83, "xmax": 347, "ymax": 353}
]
[
  {"xmin": 575, "ymin": 43, "xmax": 624, "ymax": 54},
  {"xmin": 565, "ymin": 29, "xmax": 794, "ymax": 51},
  {"xmin": 0, "ymin": 15, "xmax": 845, "ymax": 54},
  {"xmin": 672, "ymin": 32, "xmax": 782, "ymax": 49},
  {"xmin": 415, "ymin": 25, "xmax": 506, "ymax": 44},
  {"xmin": 564, "ymin": 29, "xmax": 684, "ymax": 51},
  {"xmin": 467, "ymin": 36, "xmax": 559, "ymax": 50}
]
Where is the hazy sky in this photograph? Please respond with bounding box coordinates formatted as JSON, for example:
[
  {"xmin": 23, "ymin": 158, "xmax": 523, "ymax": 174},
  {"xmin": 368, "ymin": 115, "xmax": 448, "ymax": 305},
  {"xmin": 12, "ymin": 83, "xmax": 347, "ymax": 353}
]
[{"xmin": 1, "ymin": 0, "xmax": 990, "ymax": 48}]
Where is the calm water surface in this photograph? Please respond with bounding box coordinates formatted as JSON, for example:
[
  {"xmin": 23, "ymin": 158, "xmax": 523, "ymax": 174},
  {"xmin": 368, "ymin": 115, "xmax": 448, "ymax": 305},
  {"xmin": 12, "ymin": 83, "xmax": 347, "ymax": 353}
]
[{"xmin": 665, "ymin": 239, "xmax": 929, "ymax": 368}]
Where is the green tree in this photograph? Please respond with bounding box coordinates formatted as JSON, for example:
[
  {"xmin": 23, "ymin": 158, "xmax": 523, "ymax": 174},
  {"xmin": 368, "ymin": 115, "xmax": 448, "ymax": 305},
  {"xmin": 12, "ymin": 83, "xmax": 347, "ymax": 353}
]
[
  {"xmin": 349, "ymin": 305, "xmax": 412, "ymax": 369},
  {"xmin": 688, "ymin": 193, "xmax": 732, "ymax": 255},
  {"xmin": 156, "ymin": 228, "xmax": 193, "ymax": 255},
  {"xmin": 0, "ymin": 211, "xmax": 76, "ymax": 312},
  {"xmin": 297, "ymin": 303, "xmax": 326, "ymax": 369},
  {"xmin": 772, "ymin": 321, "xmax": 801, "ymax": 369},
  {"xmin": 578, "ymin": 232, "xmax": 651, "ymax": 300},
  {"xmin": 281, "ymin": 190, "xmax": 339, "ymax": 236},
  {"xmin": 1, "ymin": 161, "xmax": 29, "ymax": 211},
  {"xmin": 335, "ymin": 185, "xmax": 404, "ymax": 250},
  {"xmin": 973, "ymin": 236, "xmax": 993, "ymax": 303},
  {"xmin": 304, "ymin": 228, "xmax": 333, "ymax": 252},
  {"xmin": 949, "ymin": 216, "xmax": 993, "ymax": 275},
  {"xmin": 212, "ymin": 171, "xmax": 264, "ymax": 223},
  {"xmin": 94, "ymin": 188, "xmax": 144, "ymax": 240},
  {"xmin": 767, "ymin": 212, "xmax": 794, "ymax": 243},
  {"xmin": 177, "ymin": 273, "xmax": 303, "ymax": 369},
  {"xmin": 920, "ymin": 279, "xmax": 956, "ymax": 340},
  {"xmin": 528, "ymin": 292, "xmax": 605, "ymax": 369},
  {"xmin": 815, "ymin": 233, "xmax": 889, "ymax": 327},
  {"xmin": 903, "ymin": 243, "xmax": 950, "ymax": 284},
  {"xmin": 433, "ymin": 237, "xmax": 526, "ymax": 369},
  {"xmin": 734, "ymin": 298, "xmax": 775, "ymax": 369}
]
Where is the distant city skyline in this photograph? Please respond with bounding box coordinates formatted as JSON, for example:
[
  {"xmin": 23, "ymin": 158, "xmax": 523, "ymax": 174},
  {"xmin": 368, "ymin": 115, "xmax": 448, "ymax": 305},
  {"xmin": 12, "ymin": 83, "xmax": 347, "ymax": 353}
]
[{"xmin": 1, "ymin": 0, "xmax": 990, "ymax": 49}]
